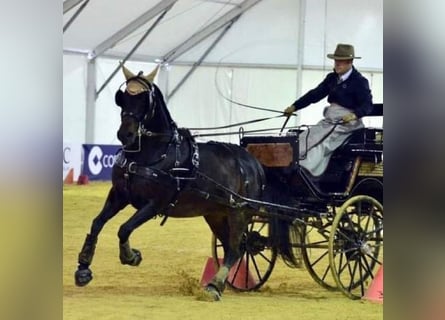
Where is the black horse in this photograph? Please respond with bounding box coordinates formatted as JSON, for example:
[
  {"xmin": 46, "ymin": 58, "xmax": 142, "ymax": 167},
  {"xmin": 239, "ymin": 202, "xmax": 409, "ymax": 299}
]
[{"xmin": 74, "ymin": 65, "xmax": 266, "ymax": 300}]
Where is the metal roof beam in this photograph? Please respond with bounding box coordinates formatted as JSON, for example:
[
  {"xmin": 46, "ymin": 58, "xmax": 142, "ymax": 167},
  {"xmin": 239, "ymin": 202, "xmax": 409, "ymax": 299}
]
[
  {"xmin": 63, "ymin": 0, "xmax": 90, "ymax": 33},
  {"xmin": 63, "ymin": 0, "xmax": 84, "ymax": 14},
  {"xmin": 90, "ymin": 0, "xmax": 178, "ymax": 60},
  {"xmin": 167, "ymin": 19, "xmax": 236, "ymax": 100},
  {"xmin": 162, "ymin": 0, "xmax": 262, "ymax": 63},
  {"xmin": 96, "ymin": 6, "xmax": 173, "ymax": 96}
]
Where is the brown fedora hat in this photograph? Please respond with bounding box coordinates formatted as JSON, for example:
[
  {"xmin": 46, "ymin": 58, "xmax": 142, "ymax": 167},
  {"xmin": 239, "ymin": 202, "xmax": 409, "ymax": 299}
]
[{"xmin": 327, "ymin": 43, "xmax": 361, "ymax": 60}]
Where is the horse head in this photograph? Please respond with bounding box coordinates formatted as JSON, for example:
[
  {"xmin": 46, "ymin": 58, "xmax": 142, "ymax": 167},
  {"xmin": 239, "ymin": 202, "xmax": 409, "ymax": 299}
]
[{"xmin": 115, "ymin": 65, "xmax": 159, "ymax": 148}]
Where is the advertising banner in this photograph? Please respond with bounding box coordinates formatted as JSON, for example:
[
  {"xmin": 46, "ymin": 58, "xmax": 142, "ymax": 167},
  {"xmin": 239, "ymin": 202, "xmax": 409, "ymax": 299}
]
[
  {"xmin": 63, "ymin": 142, "xmax": 82, "ymax": 183},
  {"xmin": 82, "ymin": 144, "xmax": 121, "ymax": 181}
]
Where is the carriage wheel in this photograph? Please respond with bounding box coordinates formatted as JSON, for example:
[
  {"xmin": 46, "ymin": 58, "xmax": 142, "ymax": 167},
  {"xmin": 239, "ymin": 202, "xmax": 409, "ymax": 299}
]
[
  {"xmin": 300, "ymin": 212, "xmax": 338, "ymax": 290},
  {"xmin": 211, "ymin": 216, "xmax": 277, "ymax": 291},
  {"xmin": 329, "ymin": 195, "xmax": 383, "ymax": 299}
]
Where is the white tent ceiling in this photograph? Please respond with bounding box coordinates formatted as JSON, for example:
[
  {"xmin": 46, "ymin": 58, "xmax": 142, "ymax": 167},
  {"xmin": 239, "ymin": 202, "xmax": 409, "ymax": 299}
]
[{"xmin": 63, "ymin": 0, "xmax": 383, "ymax": 69}]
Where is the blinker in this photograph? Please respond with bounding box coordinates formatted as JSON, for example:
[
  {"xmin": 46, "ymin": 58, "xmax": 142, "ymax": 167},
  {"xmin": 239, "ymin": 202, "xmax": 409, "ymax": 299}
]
[{"xmin": 115, "ymin": 90, "xmax": 124, "ymax": 107}]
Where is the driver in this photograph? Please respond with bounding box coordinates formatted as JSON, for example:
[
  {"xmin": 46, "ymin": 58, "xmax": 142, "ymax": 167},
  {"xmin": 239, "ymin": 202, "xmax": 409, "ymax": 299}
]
[{"xmin": 284, "ymin": 43, "xmax": 373, "ymax": 176}]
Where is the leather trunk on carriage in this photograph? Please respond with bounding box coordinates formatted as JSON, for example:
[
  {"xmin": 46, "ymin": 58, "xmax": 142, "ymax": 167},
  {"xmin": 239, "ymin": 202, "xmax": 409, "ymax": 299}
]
[{"xmin": 240, "ymin": 135, "xmax": 299, "ymax": 168}]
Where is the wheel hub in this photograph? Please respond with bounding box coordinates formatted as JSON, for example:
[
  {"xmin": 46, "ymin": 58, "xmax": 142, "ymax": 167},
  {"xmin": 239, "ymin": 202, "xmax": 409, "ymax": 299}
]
[
  {"xmin": 244, "ymin": 231, "xmax": 268, "ymax": 255},
  {"xmin": 359, "ymin": 241, "xmax": 372, "ymax": 256}
]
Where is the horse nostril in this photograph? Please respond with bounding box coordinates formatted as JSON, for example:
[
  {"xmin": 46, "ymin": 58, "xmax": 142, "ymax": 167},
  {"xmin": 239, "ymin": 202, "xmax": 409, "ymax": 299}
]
[{"xmin": 117, "ymin": 129, "xmax": 135, "ymax": 145}]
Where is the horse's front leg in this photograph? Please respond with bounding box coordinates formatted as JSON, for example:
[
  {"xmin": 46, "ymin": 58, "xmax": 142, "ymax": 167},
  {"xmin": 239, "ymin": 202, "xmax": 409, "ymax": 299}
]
[
  {"xmin": 117, "ymin": 201, "xmax": 157, "ymax": 266},
  {"xmin": 75, "ymin": 187, "xmax": 128, "ymax": 286}
]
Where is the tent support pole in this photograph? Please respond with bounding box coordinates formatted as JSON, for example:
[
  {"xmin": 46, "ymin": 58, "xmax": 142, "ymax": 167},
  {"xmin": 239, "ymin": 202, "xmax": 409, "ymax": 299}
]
[
  {"xmin": 85, "ymin": 59, "xmax": 96, "ymax": 143},
  {"xmin": 294, "ymin": 0, "xmax": 306, "ymax": 127}
]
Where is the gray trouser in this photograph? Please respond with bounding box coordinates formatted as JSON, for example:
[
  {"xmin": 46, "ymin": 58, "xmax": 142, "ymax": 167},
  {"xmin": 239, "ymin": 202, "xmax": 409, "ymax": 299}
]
[{"xmin": 298, "ymin": 104, "xmax": 363, "ymax": 176}]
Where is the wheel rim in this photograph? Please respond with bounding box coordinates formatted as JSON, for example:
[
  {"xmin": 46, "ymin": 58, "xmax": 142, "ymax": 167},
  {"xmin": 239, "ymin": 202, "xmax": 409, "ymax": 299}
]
[
  {"xmin": 212, "ymin": 216, "xmax": 277, "ymax": 291},
  {"xmin": 329, "ymin": 195, "xmax": 383, "ymax": 299},
  {"xmin": 301, "ymin": 212, "xmax": 338, "ymax": 290}
]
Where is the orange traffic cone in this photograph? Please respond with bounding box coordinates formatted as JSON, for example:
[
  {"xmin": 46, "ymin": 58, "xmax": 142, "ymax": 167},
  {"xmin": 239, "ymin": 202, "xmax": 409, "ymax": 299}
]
[
  {"xmin": 227, "ymin": 257, "xmax": 256, "ymax": 289},
  {"xmin": 363, "ymin": 265, "xmax": 383, "ymax": 303},
  {"xmin": 64, "ymin": 168, "xmax": 74, "ymax": 184},
  {"xmin": 200, "ymin": 257, "xmax": 256, "ymax": 289},
  {"xmin": 200, "ymin": 257, "xmax": 222, "ymax": 287},
  {"xmin": 77, "ymin": 174, "xmax": 89, "ymax": 185}
]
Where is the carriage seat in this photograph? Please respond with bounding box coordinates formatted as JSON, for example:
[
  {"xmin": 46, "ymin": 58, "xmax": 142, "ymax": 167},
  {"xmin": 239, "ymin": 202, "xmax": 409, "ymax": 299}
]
[
  {"xmin": 309, "ymin": 103, "xmax": 383, "ymax": 194},
  {"xmin": 337, "ymin": 127, "xmax": 383, "ymax": 160},
  {"xmin": 335, "ymin": 102, "xmax": 383, "ymax": 162},
  {"xmin": 295, "ymin": 126, "xmax": 382, "ymax": 197}
]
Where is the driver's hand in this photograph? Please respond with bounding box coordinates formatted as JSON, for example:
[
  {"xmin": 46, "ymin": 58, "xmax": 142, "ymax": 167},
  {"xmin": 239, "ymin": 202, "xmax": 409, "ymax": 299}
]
[
  {"xmin": 284, "ymin": 105, "xmax": 296, "ymax": 116},
  {"xmin": 342, "ymin": 113, "xmax": 357, "ymax": 123}
]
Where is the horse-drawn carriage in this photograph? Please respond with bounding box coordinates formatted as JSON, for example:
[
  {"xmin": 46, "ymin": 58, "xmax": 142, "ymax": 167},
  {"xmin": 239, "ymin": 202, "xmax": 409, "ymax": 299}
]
[
  {"xmin": 212, "ymin": 108, "xmax": 383, "ymax": 299},
  {"xmin": 74, "ymin": 66, "xmax": 383, "ymax": 301}
]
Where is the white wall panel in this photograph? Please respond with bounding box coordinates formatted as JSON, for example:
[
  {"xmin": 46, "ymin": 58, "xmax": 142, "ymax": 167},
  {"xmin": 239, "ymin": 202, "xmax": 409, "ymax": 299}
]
[
  {"xmin": 166, "ymin": 65, "xmax": 299, "ymax": 143},
  {"xmin": 167, "ymin": 66, "xmax": 232, "ymax": 142},
  {"xmin": 295, "ymin": 70, "xmax": 328, "ymax": 125},
  {"xmin": 304, "ymin": 0, "xmax": 383, "ymax": 70},
  {"xmin": 229, "ymin": 67, "xmax": 298, "ymax": 139}
]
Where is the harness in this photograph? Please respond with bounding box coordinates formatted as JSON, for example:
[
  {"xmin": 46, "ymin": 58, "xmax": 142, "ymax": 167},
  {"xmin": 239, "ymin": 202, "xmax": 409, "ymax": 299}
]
[
  {"xmin": 114, "ymin": 76, "xmax": 202, "ymax": 224},
  {"xmin": 114, "ymin": 128, "xmax": 200, "ymax": 224}
]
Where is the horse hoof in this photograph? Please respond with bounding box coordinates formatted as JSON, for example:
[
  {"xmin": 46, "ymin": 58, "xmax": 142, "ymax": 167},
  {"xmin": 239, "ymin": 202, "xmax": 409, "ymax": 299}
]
[
  {"xmin": 204, "ymin": 285, "xmax": 222, "ymax": 301},
  {"xmin": 75, "ymin": 268, "xmax": 93, "ymax": 286},
  {"xmin": 131, "ymin": 249, "xmax": 142, "ymax": 266},
  {"xmin": 120, "ymin": 248, "xmax": 142, "ymax": 266}
]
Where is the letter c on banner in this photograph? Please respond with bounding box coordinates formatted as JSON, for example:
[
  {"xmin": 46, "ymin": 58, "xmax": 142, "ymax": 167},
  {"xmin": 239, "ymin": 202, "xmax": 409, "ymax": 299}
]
[
  {"xmin": 63, "ymin": 147, "xmax": 71, "ymax": 164},
  {"xmin": 103, "ymin": 154, "xmax": 115, "ymax": 168}
]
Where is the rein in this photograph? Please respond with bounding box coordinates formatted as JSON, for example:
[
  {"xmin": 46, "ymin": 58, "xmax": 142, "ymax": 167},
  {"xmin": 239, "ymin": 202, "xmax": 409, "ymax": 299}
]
[
  {"xmin": 188, "ymin": 114, "xmax": 286, "ymax": 131},
  {"xmin": 190, "ymin": 118, "xmax": 345, "ymax": 139},
  {"xmin": 192, "ymin": 125, "xmax": 302, "ymax": 138},
  {"xmin": 140, "ymin": 127, "xmax": 173, "ymax": 138}
]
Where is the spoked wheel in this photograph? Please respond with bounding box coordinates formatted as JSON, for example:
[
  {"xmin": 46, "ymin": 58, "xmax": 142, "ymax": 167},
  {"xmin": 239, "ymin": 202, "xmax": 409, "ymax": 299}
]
[
  {"xmin": 329, "ymin": 195, "xmax": 383, "ymax": 299},
  {"xmin": 300, "ymin": 211, "xmax": 338, "ymax": 290},
  {"xmin": 211, "ymin": 216, "xmax": 278, "ymax": 291}
]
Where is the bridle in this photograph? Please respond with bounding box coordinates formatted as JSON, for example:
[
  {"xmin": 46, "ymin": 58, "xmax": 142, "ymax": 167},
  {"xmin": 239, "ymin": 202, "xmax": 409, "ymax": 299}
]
[{"xmin": 117, "ymin": 76, "xmax": 158, "ymax": 152}]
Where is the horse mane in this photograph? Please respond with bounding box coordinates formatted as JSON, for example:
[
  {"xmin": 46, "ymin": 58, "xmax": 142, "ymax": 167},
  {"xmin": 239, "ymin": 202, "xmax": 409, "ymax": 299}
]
[{"xmin": 151, "ymin": 83, "xmax": 178, "ymax": 130}]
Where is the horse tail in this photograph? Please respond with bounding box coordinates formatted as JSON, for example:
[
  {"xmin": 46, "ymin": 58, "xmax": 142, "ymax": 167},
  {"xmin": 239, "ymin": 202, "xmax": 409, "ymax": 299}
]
[
  {"xmin": 251, "ymin": 156, "xmax": 266, "ymax": 201},
  {"xmin": 270, "ymin": 218, "xmax": 303, "ymax": 268}
]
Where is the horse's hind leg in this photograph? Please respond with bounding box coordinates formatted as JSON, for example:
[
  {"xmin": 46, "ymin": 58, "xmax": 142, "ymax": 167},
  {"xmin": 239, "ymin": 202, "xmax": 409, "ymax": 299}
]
[
  {"xmin": 75, "ymin": 187, "xmax": 128, "ymax": 286},
  {"xmin": 204, "ymin": 211, "xmax": 247, "ymax": 300},
  {"xmin": 117, "ymin": 202, "xmax": 157, "ymax": 266}
]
